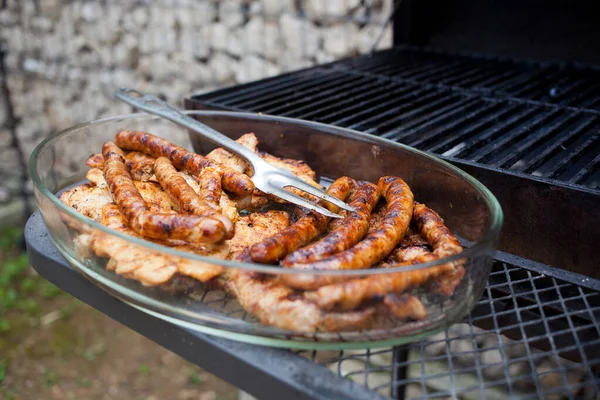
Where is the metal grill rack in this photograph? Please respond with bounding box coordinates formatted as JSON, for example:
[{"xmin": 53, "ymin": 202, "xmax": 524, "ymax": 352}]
[
  {"xmin": 182, "ymin": 260, "xmax": 600, "ymax": 398},
  {"xmin": 296, "ymin": 261, "xmax": 600, "ymax": 399},
  {"xmin": 193, "ymin": 47, "xmax": 600, "ymax": 191}
]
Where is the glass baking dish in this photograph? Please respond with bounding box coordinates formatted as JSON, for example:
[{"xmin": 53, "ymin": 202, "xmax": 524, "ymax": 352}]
[{"xmin": 29, "ymin": 111, "xmax": 502, "ymax": 349}]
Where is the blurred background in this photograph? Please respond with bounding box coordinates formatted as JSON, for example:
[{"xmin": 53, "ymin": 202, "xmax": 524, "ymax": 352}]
[{"xmin": 0, "ymin": 1, "xmax": 392, "ymax": 399}]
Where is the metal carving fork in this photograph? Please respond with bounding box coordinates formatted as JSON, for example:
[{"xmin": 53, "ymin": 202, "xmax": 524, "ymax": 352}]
[{"xmin": 115, "ymin": 88, "xmax": 354, "ymax": 218}]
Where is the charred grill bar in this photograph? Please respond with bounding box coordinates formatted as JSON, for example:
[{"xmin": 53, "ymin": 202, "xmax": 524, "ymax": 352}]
[{"xmin": 26, "ymin": 0, "xmax": 600, "ymax": 398}]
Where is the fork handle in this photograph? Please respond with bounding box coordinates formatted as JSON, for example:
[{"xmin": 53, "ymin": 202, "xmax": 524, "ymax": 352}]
[{"xmin": 115, "ymin": 88, "xmax": 262, "ymax": 166}]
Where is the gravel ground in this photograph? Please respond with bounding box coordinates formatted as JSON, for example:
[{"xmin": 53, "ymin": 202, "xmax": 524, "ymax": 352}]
[{"xmin": 1, "ymin": 293, "xmax": 238, "ymax": 400}]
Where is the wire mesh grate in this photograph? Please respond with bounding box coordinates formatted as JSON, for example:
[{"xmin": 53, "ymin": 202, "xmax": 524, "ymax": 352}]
[
  {"xmin": 294, "ymin": 262, "xmax": 600, "ymax": 399},
  {"xmin": 194, "ymin": 47, "xmax": 600, "ymax": 191}
]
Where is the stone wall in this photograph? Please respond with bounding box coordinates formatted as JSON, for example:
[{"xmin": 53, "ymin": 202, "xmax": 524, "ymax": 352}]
[{"xmin": 0, "ymin": 0, "xmax": 393, "ymax": 217}]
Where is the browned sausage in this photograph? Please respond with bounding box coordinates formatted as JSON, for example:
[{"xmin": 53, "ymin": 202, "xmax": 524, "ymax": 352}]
[
  {"xmin": 413, "ymin": 203, "xmax": 465, "ymax": 296},
  {"xmin": 114, "ymin": 130, "xmax": 254, "ymax": 196},
  {"xmin": 249, "ymin": 176, "xmax": 355, "ymax": 264},
  {"xmin": 283, "ymin": 181, "xmax": 381, "ymax": 265},
  {"xmin": 102, "ymin": 142, "xmax": 226, "ymax": 243},
  {"xmin": 305, "ymin": 202, "xmax": 463, "ymax": 311},
  {"xmin": 198, "ymin": 166, "xmax": 223, "ymax": 209},
  {"xmin": 281, "ymin": 176, "xmax": 414, "ymax": 290},
  {"xmin": 153, "ymin": 157, "xmax": 233, "ymax": 238},
  {"xmin": 378, "ymin": 229, "xmax": 431, "ymax": 267},
  {"xmin": 413, "ymin": 203, "xmax": 462, "ymax": 257}
]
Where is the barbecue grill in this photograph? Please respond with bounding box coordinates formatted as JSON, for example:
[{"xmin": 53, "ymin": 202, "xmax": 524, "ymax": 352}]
[{"xmin": 26, "ymin": 0, "xmax": 600, "ymax": 398}]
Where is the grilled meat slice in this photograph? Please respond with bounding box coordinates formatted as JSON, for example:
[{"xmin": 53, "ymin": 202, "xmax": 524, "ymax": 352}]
[
  {"xmin": 207, "ymin": 132, "xmax": 259, "ymax": 174},
  {"xmin": 91, "ymin": 204, "xmax": 225, "ymax": 286}
]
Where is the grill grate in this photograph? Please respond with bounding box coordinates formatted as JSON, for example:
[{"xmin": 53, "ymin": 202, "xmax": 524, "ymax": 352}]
[
  {"xmin": 295, "ymin": 261, "xmax": 600, "ymax": 399},
  {"xmin": 194, "ymin": 47, "xmax": 600, "ymax": 191},
  {"xmin": 154, "ymin": 260, "xmax": 600, "ymax": 398}
]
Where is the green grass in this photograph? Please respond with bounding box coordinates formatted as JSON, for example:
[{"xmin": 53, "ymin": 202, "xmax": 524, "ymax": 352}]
[
  {"xmin": 188, "ymin": 371, "xmax": 205, "ymax": 386},
  {"xmin": 138, "ymin": 364, "xmax": 150, "ymax": 376},
  {"xmin": 76, "ymin": 378, "xmax": 92, "ymax": 388},
  {"xmin": 0, "ymin": 319, "xmax": 9, "ymax": 333},
  {"xmin": 0, "ymin": 359, "xmax": 6, "ymax": 385},
  {"xmin": 0, "ymin": 226, "xmax": 67, "ymax": 335},
  {"xmin": 42, "ymin": 368, "xmax": 58, "ymax": 388}
]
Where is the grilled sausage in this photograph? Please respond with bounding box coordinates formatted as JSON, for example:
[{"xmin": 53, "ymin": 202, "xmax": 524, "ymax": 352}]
[
  {"xmin": 413, "ymin": 203, "xmax": 465, "ymax": 296},
  {"xmin": 102, "ymin": 142, "xmax": 226, "ymax": 243},
  {"xmin": 283, "ymin": 181, "xmax": 381, "ymax": 265},
  {"xmin": 378, "ymin": 229, "xmax": 431, "ymax": 267},
  {"xmin": 198, "ymin": 166, "xmax": 223, "ymax": 209},
  {"xmin": 153, "ymin": 157, "xmax": 233, "ymax": 238},
  {"xmin": 114, "ymin": 130, "xmax": 254, "ymax": 196},
  {"xmin": 281, "ymin": 176, "xmax": 414, "ymax": 290},
  {"xmin": 249, "ymin": 176, "xmax": 355, "ymax": 264},
  {"xmin": 305, "ymin": 202, "xmax": 463, "ymax": 311}
]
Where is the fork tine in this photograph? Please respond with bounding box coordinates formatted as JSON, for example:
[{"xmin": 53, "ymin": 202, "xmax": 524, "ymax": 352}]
[
  {"xmin": 272, "ymin": 189, "xmax": 344, "ymax": 219},
  {"xmin": 284, "ymin": 177, "xmax": 356, "ymax": 212}
]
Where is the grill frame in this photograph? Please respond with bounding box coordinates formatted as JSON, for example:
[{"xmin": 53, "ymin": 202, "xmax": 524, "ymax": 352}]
[{"xmin": 186, "ymin": 46, "xmax": 600, "ymax": 279}]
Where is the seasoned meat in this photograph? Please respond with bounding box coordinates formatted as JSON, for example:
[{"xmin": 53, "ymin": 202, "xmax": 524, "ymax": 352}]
[
  {"xmin": 283, "ymin": 181, "xmax": 380, "ymax": 265},
  {"xmin": 249, "ymin": 176, "xmax": 355, "ymax": 264},
  {"xmin": 281, "ymin": 176, "xmax": 414, "ymax": 290},
  {"xmin": 378, "ymin": 228, "xmax": 431, "ymax": 267},
  {"xmin": 86, "ymin": 153, "xmax": 104, "ymax": 169},
  {"xmin": 383, "ymin": 293, "xmax": 427, "ymax": 320},
  {"xmin": 91, "ymin": 204, "xmax": 225, "ymax": 286},
  {"xmin": 207, "ymin": 132, "xmax": 259, "ymax": 174},
  {"xmin": 59, "ymin": 183, "xmax": 114, "ymax": 223},
  {"xmin": 114, "ymin": 130, "xmax": 254, "ymax": 196},
  {"xmin": 102, "ymin": 141, "xmax": 226, "ymax": 243},
  {"xmin": 125, "ymin": 151, "xmax": 156, "ymax": 181},
  {"xmin": 154, "ymin": 157, "xmax": 233, "ymax": 238},
  {"xmin": 306, "ymin": 202, "xmax": 463, "ymax": 311},
  {"xmin": 258, "ymin": 151, "xmax": 319, "ymax": 187}
]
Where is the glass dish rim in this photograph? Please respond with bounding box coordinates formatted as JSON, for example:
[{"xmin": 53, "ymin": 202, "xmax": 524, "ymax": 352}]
[{"xmin": 29, "ymin": 110, "xmax": 504, "ymax": 277}]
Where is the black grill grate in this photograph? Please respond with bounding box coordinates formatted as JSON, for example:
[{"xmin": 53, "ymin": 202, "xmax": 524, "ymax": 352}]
[
  {"xmin": 296, "ymin": 261, "xmax": 600, "ymax": 399},
  {"xmin": 152, "ymin": 260, "xmax": 600, "ymax": 398},
  {"xmin": 194, "ymin": 47, "xmax": 600, "ymax": 191}
]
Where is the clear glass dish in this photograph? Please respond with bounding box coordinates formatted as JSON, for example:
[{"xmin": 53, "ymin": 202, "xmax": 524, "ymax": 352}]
[{"xmin": 30, "ymin": 111, "xmax": 503, "ymax": 349}]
